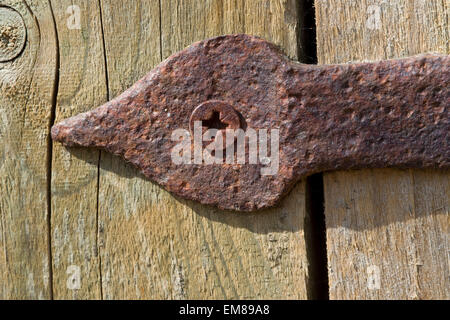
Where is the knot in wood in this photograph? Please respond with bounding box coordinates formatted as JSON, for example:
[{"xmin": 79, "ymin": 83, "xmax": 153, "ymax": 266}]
[{"xmin": 0, "ymin": 6, "xmax": 26, "ymax": 62}]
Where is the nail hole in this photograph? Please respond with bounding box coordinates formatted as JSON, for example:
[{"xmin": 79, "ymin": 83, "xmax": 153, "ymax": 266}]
[{"xmin": 202, "ymin": 111, "xmax": 228, "ymax": 130}]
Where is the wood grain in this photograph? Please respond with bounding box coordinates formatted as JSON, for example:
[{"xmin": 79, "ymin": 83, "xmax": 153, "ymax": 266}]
[
  {"xmin": 97, "ymin": 0, "xmax": 310, "ymax": 299},
  {"xmin": 315, "ymin": 0, "xmax": 449, "ymax": 299},
  {"xmin": 0, "ymin": 0, "xmax": 57, "ymax": 299},
  {"xmin": 49, "ymin": 0, "xmax": 107, "ymax": 299}
]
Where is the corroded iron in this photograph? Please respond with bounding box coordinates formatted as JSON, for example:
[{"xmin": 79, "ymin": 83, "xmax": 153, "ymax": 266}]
[
  {"xmin": 52, "ymin": 34, "xmax": 449, "ymax": 211},
  {"xmin": 189, "ymin": 100, "xmax": 242, "ymax": 150}
]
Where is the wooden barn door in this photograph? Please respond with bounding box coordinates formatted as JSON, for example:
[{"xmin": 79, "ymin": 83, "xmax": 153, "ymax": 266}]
[
  {"xmin": 1, "ymin": 0, "xmax": 313, "ymax": 300},
  {"xmin": 315, "ymin": 0, "xmax": 449, "ymax": 299},
  {"xmin": 0, "ymin": 0, "xmax": 447, "ymax": 299}
]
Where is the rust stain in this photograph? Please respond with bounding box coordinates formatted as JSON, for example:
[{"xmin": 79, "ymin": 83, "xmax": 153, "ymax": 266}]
[{"xmin": 51, "ymin": 34, "xmax": 449, "ymax": 211}]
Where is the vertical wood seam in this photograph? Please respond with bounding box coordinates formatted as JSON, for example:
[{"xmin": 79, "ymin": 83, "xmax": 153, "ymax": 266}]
[
  {"xmin": 301, "ymin": 0, "xmax": 329, "ymax": 300},
  {"xmin": 97, "ymin": 0, "xmax": 110, "ymax": 300},
  {"xmin": 305, "ymin": 174, "xmax": 329, "ymax": 299},
  {"xmin": 159, "ymin": 0, "xmax": 163, "ymax": 61},
  {"xmin": 46, "ymin": 0, "xmax": 60, "ymax": 300}
]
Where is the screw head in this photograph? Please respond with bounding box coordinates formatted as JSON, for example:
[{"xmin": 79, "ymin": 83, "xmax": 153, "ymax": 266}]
[
  {"xmin": 0, "ymin": 7, "xmax": 27, "ymax": 62},
  {"xmin": 189, "ymin": 100, "xmax": 242, "ymax": 150}
]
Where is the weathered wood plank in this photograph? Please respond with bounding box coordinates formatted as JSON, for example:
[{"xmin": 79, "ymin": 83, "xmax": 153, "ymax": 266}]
[
  {"xmin": 161, "ymin": 0, "xmax": 299, "ymax": 59},
  {"xmin": 97, "ymin": 0, "xmax": 310, "ymax": 299},
  {"xmin": 0, "ymin": 0, "xmax": 57, "ymax": 299},
  {"xmin": 315, "ymin": 0, "xmax": 449, "ymax": 299},
  {"xmin": 49, "ymin": 0, "xmax": 107, "ymax": 299}
]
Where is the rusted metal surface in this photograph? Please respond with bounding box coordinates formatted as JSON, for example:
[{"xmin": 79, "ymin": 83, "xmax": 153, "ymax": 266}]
[
  {"xmin": 189, "ymin": 100, "xmax": 242, "ymax": 150},
  {"xmin": 51, "ymin": 34, "xmax": 449, "ymax": 211}
]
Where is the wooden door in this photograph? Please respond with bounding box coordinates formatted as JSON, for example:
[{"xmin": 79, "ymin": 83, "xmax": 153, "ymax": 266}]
[
  {"xmin": 315, "ymin": 0, "xmax": 449, "ymax": 299},
  {"xmin": 0, "ymin": 0, "xmax": 447, "ymax": 299}
]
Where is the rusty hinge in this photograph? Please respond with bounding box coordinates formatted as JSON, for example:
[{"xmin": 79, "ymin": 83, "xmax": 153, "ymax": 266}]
[{"xmin": 51, "ymin": 34, "xmax": 449, "ymax": 211}]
